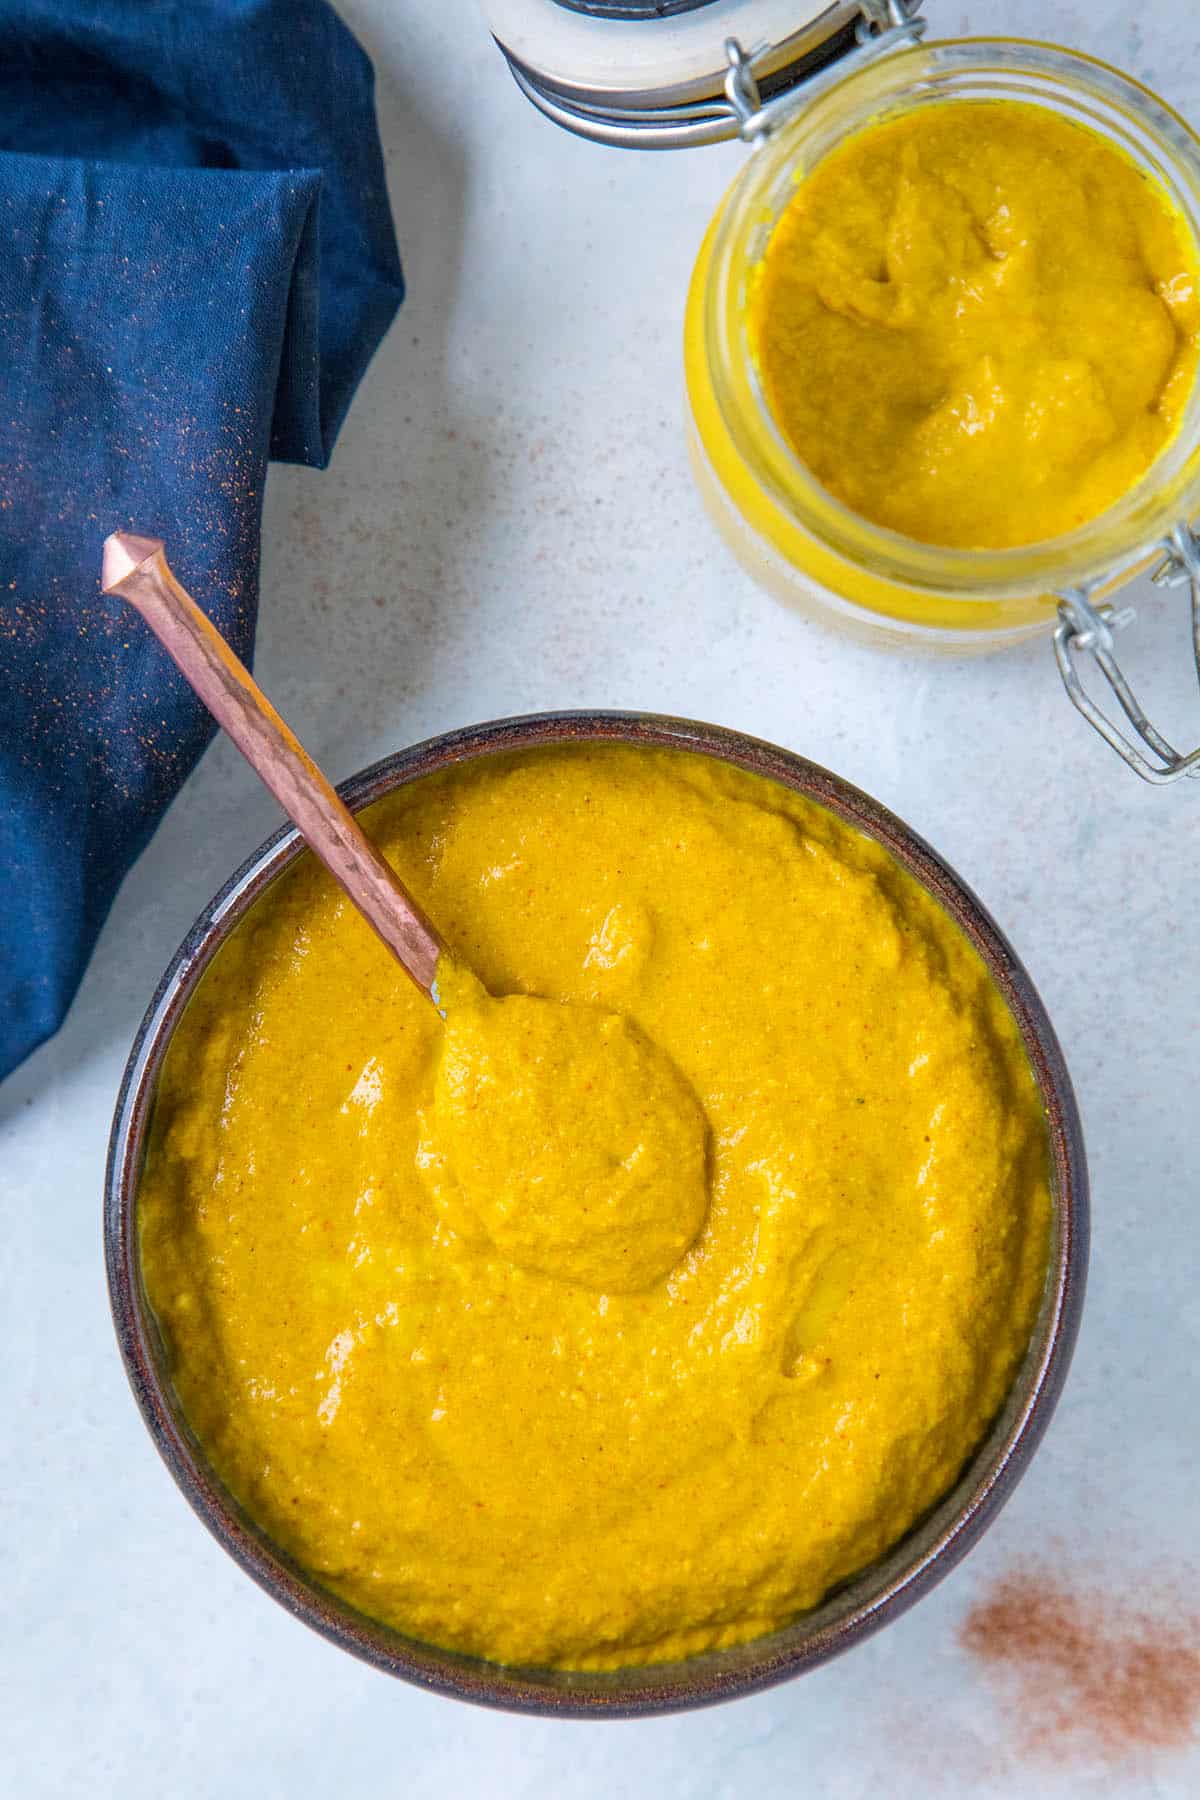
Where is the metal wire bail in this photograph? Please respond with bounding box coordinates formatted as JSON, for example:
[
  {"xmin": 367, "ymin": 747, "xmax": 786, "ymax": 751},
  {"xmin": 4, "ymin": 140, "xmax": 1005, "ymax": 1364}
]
[
  {"xmin": 722, "ymin": 38, "xmax": 764, "ymax": 137},
  {"xmin": 1053, "ymin": 522, "xmax": 1200, "ymax": 784},
  {"xmin": 856, "ymin": 0, "xmax": 927, "ymax": 47},
  {"xmin": 723, "ymin": 3, "xmax": 925, "ymax": 144}
]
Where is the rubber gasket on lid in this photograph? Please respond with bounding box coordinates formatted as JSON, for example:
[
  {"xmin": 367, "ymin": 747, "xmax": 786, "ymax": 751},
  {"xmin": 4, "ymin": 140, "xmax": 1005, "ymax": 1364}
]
[{"xmin": 548, "ymin": 1, "xmax": 722, "ymax": 19}]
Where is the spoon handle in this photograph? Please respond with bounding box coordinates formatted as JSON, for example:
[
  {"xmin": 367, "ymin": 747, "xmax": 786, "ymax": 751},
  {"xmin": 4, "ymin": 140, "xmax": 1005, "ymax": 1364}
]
[{"xmin": 101, "ymin": 532, "xmax": 445, "ymax": 999}]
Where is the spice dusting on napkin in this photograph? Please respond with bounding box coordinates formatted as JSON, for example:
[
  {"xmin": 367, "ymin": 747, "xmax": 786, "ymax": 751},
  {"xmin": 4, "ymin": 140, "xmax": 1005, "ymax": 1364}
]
[{"xmin": 0, "ymin": 0, "xmax": 403, "ymax": 1080}]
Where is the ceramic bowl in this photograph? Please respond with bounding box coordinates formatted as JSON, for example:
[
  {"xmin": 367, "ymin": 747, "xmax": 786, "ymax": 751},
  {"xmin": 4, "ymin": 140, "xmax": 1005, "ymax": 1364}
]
[{"xmin": 105, "ymin": 711, "xmax": 1088, "ymax": 1716}]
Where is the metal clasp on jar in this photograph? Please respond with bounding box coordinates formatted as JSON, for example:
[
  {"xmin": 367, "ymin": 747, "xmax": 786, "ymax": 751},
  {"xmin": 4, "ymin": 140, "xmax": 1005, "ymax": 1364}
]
[
  {"xmin": 724, "ymin": 2, "xmax": 925, "ymax": 143},
  {"xmin": 1054, "ymin": 523, "xmax": 1200, "ymax": 783},
  {"xmin": 502, "ymin": 4, "xmax": 925, "ymax": 153}
]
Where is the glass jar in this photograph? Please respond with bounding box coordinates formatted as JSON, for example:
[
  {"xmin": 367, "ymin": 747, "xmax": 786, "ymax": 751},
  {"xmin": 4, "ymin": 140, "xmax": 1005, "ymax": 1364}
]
[
  {"xmin": 685, "ymin": 36, "xmax": 1200, "ymax": 653},
  {"xmin": 487, "ymin": 4, "xmax": 1200, "ymax": 777}
]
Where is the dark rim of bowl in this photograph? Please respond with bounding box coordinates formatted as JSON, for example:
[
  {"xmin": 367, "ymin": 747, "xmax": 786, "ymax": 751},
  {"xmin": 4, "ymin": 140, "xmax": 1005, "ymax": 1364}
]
[{"xmin": 104, "ymin": 710, "xmax": 1088, "ymax": 1718}]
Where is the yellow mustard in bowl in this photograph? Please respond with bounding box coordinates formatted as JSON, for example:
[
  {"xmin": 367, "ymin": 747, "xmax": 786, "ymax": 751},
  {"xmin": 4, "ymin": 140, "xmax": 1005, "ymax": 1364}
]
[{"xmin": 139, "ymin": 743, "xmax": 1050, "ymax": 1671}]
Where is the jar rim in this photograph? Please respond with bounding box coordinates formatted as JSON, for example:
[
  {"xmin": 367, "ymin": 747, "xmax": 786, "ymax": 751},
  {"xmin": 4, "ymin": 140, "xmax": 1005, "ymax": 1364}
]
[{"xmin": 703, "ymin": 36, "xmax": 1200, "ymax": 601}]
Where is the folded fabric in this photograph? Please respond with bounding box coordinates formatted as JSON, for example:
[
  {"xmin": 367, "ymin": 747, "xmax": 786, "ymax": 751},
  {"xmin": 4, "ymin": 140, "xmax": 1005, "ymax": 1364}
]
[{"xmin": 0, "ymin": 0, "xmax": 403, "ymax": 1080}]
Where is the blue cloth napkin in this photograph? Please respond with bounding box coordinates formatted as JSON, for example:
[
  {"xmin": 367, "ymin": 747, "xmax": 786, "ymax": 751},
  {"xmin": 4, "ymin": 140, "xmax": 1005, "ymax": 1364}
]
[{"xmin": 0, "ymin": 0, "xmax": 403, "ymax": 1080}]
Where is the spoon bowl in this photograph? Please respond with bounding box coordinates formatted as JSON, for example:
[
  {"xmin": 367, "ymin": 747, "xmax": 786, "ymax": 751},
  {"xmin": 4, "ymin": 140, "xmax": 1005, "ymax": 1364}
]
[{"xmin": 102, "ymin": 535, "xmax": 712, "ymax": 1297}]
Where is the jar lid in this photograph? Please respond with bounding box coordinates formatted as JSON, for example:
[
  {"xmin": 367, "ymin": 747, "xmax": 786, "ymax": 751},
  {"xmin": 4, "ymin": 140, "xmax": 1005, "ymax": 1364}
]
[{"xmin": 482, "ymin": 0, "xmax": 923, "ymax": 147}]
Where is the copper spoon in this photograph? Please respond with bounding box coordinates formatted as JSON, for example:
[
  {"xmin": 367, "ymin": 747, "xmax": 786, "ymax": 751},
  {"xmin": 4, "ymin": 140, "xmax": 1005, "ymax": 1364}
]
[{"xmin": 101, "ymin": 532, "xmax": 446, "ymax": 1001}]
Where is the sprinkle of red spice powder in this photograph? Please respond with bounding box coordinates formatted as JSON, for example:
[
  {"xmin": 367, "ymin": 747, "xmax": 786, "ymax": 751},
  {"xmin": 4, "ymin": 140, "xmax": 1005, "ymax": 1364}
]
[{"xmin": 961, "ymin": 1563, "xmax": 1200, "ymax": 1765}]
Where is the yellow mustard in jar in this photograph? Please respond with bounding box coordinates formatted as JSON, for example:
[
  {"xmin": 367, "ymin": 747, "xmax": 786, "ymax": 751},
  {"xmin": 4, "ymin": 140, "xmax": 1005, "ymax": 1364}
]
[
  {"xmin": 750, "ymin": 100, "xmax": 1200, "ymax": 550},
  {"xmin": 139, "ymin": 744, "xmax": 1050, "ymax": 1670}
]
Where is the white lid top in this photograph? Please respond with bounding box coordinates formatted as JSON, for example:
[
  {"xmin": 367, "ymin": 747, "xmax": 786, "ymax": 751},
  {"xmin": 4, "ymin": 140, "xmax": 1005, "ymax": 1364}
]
[{"xmin": 480, "ymin": 0, "xmax": 853, "ymax": 101}]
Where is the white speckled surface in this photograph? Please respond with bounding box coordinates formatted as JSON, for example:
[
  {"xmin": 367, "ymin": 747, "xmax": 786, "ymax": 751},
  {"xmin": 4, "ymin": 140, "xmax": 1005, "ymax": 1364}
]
[{"xmin": 5, "ymin": 3, "xmax": 1200, "ymax": 1793}]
